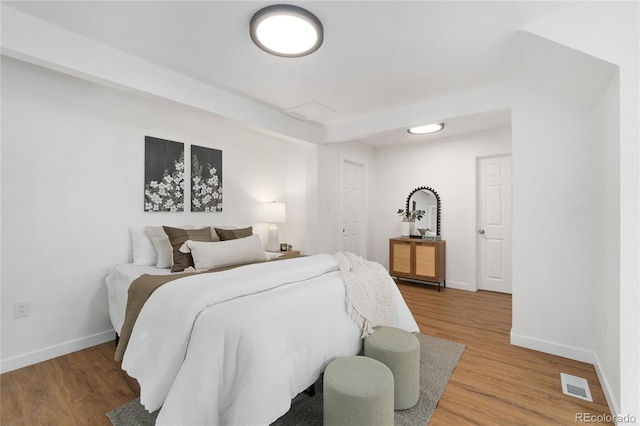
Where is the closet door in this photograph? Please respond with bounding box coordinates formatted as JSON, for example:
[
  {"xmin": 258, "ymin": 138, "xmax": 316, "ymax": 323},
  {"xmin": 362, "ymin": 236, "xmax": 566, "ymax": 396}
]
[
  {"xmin": 477, "ymin": 155, "xmax": 512, "ymax": 294},
  {"xmin": 342, "ymin": 160, "xmax": 365, "ymax": 256}
]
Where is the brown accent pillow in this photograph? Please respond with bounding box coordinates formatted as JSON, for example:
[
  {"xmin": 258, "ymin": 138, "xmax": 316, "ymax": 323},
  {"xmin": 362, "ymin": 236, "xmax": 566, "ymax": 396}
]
[
  {"xmin": 214, "ymin": 226, "xmax": 253, "ymax": 241},
  {"xmin": 163, "ymin": 226, "xmax": 214, "ymax": 272}
]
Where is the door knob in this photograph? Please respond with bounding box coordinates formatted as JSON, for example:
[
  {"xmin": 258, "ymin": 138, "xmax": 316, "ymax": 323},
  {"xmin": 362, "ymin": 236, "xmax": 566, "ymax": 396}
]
[{"xmin": 478, "ymin": 229, "xmax": 485, "ymax": 234}]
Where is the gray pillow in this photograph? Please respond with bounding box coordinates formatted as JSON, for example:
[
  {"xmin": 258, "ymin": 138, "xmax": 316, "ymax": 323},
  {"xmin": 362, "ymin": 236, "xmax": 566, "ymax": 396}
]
[
  {"xmin": 145, "ymin": 225, "xmax": 194, "ymax": 268},
  {"xmin": 163, "ymin": 226, "xmax": 214, "ymax": 272},
  {"xmin": 214, "ymin": 226, "xmax": 253, "ymax": 241}
]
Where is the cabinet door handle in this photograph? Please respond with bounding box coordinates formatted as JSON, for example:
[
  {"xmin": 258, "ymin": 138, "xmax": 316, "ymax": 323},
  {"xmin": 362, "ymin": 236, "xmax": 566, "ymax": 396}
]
[{"xmin": 478, "ymin": 229, "xmax": 485, "ymax": 234}]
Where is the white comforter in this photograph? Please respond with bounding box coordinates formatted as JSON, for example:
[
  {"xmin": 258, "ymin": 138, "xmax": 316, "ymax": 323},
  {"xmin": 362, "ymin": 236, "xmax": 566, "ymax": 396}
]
[{"xmin": 121, "ymin": 254, "xmax": 419, "ymax": 425}]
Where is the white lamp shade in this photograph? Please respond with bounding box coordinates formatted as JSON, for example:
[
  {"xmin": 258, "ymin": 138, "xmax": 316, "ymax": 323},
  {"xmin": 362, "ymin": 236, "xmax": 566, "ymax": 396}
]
[{"xmin": 260, "ymin": 202, "xmax": 286, "ymax": 223}]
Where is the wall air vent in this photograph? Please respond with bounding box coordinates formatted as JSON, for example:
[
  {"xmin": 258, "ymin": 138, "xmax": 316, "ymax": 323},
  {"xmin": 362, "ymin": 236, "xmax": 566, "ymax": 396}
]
[{"xmin": 560, "ymin": 373, "xmax": 593, "ymax": 402}]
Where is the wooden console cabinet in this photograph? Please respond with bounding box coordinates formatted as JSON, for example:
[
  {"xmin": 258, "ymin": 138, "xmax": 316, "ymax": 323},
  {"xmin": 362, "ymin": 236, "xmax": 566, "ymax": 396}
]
[{"xmin": 389, "ymin": 237, "xmax": 446, "ymax": 290}]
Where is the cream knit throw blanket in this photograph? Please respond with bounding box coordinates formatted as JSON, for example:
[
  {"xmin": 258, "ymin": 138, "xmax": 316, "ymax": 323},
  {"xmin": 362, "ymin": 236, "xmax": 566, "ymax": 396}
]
[{"xmin": 334, "ymin": 252, "xmax": 395, "ymax": 337}]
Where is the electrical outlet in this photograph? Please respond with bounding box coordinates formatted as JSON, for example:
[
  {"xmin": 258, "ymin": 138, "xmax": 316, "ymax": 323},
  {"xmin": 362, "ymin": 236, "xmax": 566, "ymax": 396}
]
[{"xmin": 14, "ymin": 301, "xmax": 30, "ymax": 318}]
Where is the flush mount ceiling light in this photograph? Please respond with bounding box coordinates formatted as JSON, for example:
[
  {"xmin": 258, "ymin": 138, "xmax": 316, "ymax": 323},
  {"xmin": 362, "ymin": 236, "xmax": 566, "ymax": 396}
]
[
  {"xmin": 407, "ymin": 123, "xmax": 445, "ymax": 135},
  {"xmin": 250, "ymin": 4, "xmax": 323, "ymax": 57}
]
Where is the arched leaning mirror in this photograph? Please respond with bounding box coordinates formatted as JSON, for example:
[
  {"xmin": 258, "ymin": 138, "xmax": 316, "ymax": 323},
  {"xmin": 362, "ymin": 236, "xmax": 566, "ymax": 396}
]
[{"xmin": 406, "ymin": 186, "xmax": 441, "ymax": 236}]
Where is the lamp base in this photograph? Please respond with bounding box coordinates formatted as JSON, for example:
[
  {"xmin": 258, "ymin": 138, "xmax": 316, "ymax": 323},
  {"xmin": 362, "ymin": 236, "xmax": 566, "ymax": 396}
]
[{"xmin": 266, "ymin": 224, "xmax": 280, "ymax": 252}]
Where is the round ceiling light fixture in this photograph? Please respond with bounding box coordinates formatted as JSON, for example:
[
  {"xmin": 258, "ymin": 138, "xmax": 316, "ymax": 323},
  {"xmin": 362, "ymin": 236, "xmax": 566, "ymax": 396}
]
[
  {"xmin": 250, "ymin": 4, "xmax": 323, "ymax": 57},
  {"xmin": 407, "ymin": 123, "xmax": 445, "ymax": 135}
]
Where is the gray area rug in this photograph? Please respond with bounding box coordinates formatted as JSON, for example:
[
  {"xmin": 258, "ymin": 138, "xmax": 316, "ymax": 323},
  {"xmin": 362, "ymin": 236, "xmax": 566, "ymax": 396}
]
[{"xmin": 106, "ymin": 333, "xmax": 465, "ymax": 426}]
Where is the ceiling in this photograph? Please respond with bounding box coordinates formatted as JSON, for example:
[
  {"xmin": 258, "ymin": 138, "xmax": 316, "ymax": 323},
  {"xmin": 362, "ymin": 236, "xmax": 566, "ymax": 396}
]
[{"xmin": 2, "ymin": 1, "xmax": 609, "ymax": 146}]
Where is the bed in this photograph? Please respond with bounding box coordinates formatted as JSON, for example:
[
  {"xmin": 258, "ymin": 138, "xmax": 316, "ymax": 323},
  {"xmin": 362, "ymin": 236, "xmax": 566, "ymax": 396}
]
[
  {"xmin": 106, "ymin": 225, "xmax": 419, "ymax": 425},
  {"xmin": 105, "ymin": 254, "xmax": 282, "ymax": 335}
]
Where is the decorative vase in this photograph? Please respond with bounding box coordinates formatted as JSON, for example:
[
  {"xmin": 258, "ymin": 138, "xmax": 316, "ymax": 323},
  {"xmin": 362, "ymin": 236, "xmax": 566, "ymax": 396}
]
[
  {"xmin": 401, "ymin": 218, "xmax": 410, "ymax": 236},
  {"xmin": 409, "ymin": 220, "xmax": 416, "ymax": 236}
]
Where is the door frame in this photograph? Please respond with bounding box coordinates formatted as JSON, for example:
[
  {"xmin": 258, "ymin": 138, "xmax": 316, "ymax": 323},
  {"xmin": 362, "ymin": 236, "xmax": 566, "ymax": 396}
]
[
  {"xmin": 473, "ymin": 153, "xmax": 513, "ymax": 293},
  {"xmin": 339, "ymin": 157, "xmax": 367, "ymax": 257}
]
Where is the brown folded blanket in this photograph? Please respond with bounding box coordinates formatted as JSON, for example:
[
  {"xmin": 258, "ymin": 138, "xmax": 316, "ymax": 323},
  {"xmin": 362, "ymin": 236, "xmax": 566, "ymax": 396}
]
[{"xmin": 115, "ymin": 271, "xmax": 194, "ymax": 361}]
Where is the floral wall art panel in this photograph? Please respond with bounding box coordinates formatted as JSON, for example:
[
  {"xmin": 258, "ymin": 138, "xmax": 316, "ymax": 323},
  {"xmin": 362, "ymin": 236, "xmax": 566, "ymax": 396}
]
[
  {"xmin": 191, "ymin": 145, "xmax": 223, "ymax": 212},
  {"xmin": 144, "ymin": 136, "xmax": 185, "ymax": 212}
]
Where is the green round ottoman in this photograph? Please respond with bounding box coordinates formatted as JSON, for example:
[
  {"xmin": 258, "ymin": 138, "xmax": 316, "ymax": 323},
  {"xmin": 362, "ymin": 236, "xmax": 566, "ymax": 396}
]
[
  {"xmin": 364, "ymin": 326, "xmax": 420, "ymax": 410},
  {"xmin": 323, "ymin": 356, "xmax": 394, "ymax": 426}
]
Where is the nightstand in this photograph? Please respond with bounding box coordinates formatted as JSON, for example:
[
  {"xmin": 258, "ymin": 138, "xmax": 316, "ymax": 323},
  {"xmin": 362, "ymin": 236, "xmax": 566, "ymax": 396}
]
[{"xmin": 275, "ymin": 250, "xmax": 301, "ymax": 260}]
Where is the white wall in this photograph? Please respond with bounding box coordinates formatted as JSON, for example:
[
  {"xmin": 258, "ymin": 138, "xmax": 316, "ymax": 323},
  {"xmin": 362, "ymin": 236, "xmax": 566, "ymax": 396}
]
[
  {"xmin": 0, "ymin": 57, "xmax": 313, "ymax": 372},
  {"xmin": 522, "ymin": 2, "xmax": 639, "ymax": 418},
  {"xmin": 509, "ymin": 84, "xmax": 603, "ymax": 362},
  {"xmin": 372, "ymin": 127, "xmax": 512, "ymax": 290},
  {"xmin": 595, "ymin": 71, "xmax": 620, "ymax": 416}
]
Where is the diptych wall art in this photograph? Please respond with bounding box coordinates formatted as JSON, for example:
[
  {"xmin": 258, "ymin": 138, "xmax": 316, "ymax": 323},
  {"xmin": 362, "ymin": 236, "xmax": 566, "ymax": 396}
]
[
  {"xmin": 191, "ymin": 145, "xmax": 223, "ymax": 212},
  {"xmin": 144, "ymin": 137, "xmax": 222, "ymax": 213},
  {"xmin": 144, "ymin": 136, "xmax": 185, "ymax": 212}
]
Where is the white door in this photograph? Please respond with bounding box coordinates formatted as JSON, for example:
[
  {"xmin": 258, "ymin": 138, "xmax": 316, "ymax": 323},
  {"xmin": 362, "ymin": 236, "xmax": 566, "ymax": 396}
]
[
  {"xmin": 477, "ymin": 155, "xmax": 512, "ymax": 293},
  {"xmin": 341, "ymin": 160, "xmax": 364, "ymax": 255}
]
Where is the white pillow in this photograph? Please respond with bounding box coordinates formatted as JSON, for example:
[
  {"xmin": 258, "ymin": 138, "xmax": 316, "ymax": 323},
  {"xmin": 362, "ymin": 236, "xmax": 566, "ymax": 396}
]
[
  {"xmin": 183, "ymin": 234, "xmax": 266, "ymax": 271},
  {"xmin": 145, "ymin": 225, "xmax": 195, "ymax": 269},
  {"xmin": 130, "ymin": 226, "xmax": 157, "ymax": 266}
]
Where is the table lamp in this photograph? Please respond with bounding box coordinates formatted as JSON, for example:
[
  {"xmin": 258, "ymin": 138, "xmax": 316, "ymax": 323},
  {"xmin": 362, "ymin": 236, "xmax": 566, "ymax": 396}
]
[{"xmin": 260, "ymin": 202, "xmax": 286, "ymax": 252}]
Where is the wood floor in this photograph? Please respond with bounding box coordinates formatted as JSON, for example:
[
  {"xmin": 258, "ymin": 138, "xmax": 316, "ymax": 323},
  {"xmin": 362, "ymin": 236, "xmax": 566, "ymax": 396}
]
[
  {"xmin": 398, "ymin": 281, "xmax": 612, "ymax": 425},
  {"xmin": 1, "ymin": 282, "xmax": 612, "ymax": 425}
]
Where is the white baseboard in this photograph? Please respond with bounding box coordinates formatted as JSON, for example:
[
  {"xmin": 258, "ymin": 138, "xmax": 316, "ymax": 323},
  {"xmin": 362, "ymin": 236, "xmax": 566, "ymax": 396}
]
[
  {"xmin": 394, "ymin": 277, "xmax": 473, "ymax": 292},
  {"xmin": 510, "ymin": 329, "xmax": 595, "ymax": 364},
  {"xmin": 1, "ymin": 329, "xmax": 115, "ymax": 374},
  {"xmin": 443, "ymin": 280, "xmax": 474, "ymax": 291},
  {"xmin": 593, "ymin": 352, "xmax": 620, "ymax": 420}
]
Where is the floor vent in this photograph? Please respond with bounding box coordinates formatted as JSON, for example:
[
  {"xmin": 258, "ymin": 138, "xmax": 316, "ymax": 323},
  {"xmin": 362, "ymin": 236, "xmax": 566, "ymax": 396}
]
[{"xmin": 560, "ymin": 373, "xmax": 593, "ymax": 402}]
